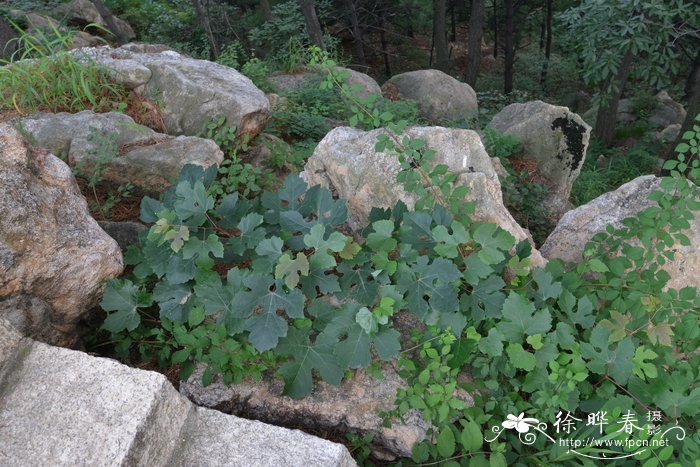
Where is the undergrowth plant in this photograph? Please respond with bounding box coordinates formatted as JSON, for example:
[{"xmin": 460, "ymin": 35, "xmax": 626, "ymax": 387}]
[
  {"xmin": 98, "ymin": 45, "xmax": 700, "ymax": 466},
  {"xmin": 200, "ymin": 115, "xmax": 275, "ymax": 199},
  {"xmin": 0, "ymin": 22, "xmax": 126, "ymax": 114}
]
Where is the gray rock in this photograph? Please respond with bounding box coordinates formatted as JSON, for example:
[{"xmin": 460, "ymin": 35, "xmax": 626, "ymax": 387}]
[
  {"xmin": 242, "ymin": 133, "xmax": 293, "ymax": 167},
  {"xmin": 120, "ymin": 42, "xmax": 177, "ymax": 54},
  {"xmin": 74, "ymin": 46, "xmax": 270, "ymax": 137},
  {"xmin": 0, "ymin": 124, "xmax": 123, "ymax": 346},
  {"xmin": 180, "ymin": 362, "xmax": 452, "ymax": 458},
  {"xmin": 649, "ymin": 91, "xmax": 686, "ymax": 128},
  {"xmin": 98, "ymin": 221, "xmax": 146, "ymax": 251},
  {"xmin": 338, "ymin": 67, "xmax": 381, "ymax": 99},
  {"xmin": 0, "ymin": 318, "xmax": 356, "ymax": 466},
  {"xmin": 18, "ymin": 111, "xmax": 224, "ymax": 194},
  {"xmin": 383, "ymin": 70, "xmax": 478, "ymax": 123},
  {"xmin": 541, "ymin": 175, "xmax": 700, "ymax": 291},
  {"xmin": 173, "ymin": 407, "xmax": 357, "ymax": 467},
  {"xmin": 59, "ymin": 0, "xmax": 135, "ymax": 41},
  {"xmin": 269, "ymin": 71, "xmax": 320, "ymax": 92},
  {"xmin": 302, "ymin": 126, "xmax": 544, "ymax": 265},
  {"xmin": 489, "ymin": 100, "xmax": 592, "ymax": 219},
  {"xmin": 657, "ymin": 123, "xmax": 682, "ymax": 143}
]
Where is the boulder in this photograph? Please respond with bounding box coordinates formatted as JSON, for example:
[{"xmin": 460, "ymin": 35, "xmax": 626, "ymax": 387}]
[
  {"xmin": 489, "ymin": 100, "xmax": 592, "ymax": 219},
  {"xmin": 74, "ymin": 46, "xmax": 270, "ymax": 137},
  {"xmin": 382, "ymin": 70, "xmax": 478, "ymax": 123},
  {"xmin": 649, "ymin": 91, "xmax": 686, "ymax": 129},
  {"xmin": 242, "ymin": 133, "xmax": 293, "ymax": 167},
  {"xmin": 301, "ymin": 126, "xmax": 544, "ymax": 265},
  {"xmin": 18, "ymin": 111, "xmax": 224, "ymax": 194},
  {"xmin": 339, "ymin": 67, "xmax": 381, "ymax": 99},
  {"xmin": 180, "ymin": 362, "xmax": 459, "ymax": 459},
  {"xmin": 541, "ymin": 175, "xmax": 699, "ymax": 291},
  {"xmin": 58, "ymin": 0, "xmax": 135, "ymax": 41},
  {"xmin": 616, "ymin": 92, "xmax": 686, "ymax": 129},
  {"xmin": 0, "ymin": 123, "xmax": 123, "ymax": 346}
]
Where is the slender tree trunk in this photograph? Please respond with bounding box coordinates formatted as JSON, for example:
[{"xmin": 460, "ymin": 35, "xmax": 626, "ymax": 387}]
[
  {"xmin": 379, "ymin": 1, "xmax": 392, "ymax": 76},
  {"xmin": 91, "ymin": 0, "xmax": 127, "ymax": 45},
  {"xmin": 344, "ymin": 0, "xmax": 366, "ymax": 67},
  {"xmin": 450, "ymin": 0, "xmax": 457, "ymax": 42},
  {"xmin": 300, "ymin": 0, "xmax": 325, "ymax": 50},
  {"xmin": 539, "ymin": 0, "xmax": 552, "ymax": 87},
  {"xmin": 192, "ymin": 0, "xmax": 219, "ymax": 60},
  {"xmin": 492, "ymin": 0, "xmax": 498, "ymax": 58},
  {"xmin": 503, "ymin": 0, "xmax": 516, "ymax": 93},
  {"xmin": 668, "ymin": 48, "xmax": 700, "ymax": 158},
  {"xmin": 465, "ymin": 0, "xmax": 485, "ymax": 86},
  {"xmin": 594, "ymin": 48, "xmax": 634, "ymax": 145},
  {"xmin": 433, "ymin": 0, "xmax": 449, "ymax": 72},
  {"xmin": 259, "ymin": 0, "xmax": 273, "ymax": 21}
]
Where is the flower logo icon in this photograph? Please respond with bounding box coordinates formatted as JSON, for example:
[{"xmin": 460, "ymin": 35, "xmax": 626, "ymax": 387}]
[{"xmin": 502, "ymin": 413, "xmax": 540, "ymax": 433}]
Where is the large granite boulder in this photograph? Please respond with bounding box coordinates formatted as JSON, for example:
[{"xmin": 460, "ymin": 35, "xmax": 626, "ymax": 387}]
[
  {"xmin": 541, "ymin": 175, "xmax": 699, "ymax": 291},
  {"xmin": 382, "ymin": 70, "xmax": 478, "ymax": 123},
  {"xmin": 0, "ymin": 123, "xmax": 123, "ymax": 346},
  {"xmin": 302, "ymin": 126, "xmax": 544, "ymax": 265},
  {"xmin": 489, "ymin": 100, "xmax": 592, "ymax": 219},
  {"xmin": 73, "ymin": 46, "xmax": 270, "ymax": 137},
  {"xmin": 18, "ymin": 111, "xmax": 224, "ymax": 194}
]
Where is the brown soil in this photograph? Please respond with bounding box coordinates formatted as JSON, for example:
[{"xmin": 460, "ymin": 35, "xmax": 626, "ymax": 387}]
[{"xmin": 76, "ymin": 177, "xmax": 142, "ymax": 222}]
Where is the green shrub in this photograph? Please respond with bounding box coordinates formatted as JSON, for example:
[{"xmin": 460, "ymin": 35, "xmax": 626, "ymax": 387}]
[{"xmin": 0, "ymin": 24, "xmax": 126, "ymax": 113}]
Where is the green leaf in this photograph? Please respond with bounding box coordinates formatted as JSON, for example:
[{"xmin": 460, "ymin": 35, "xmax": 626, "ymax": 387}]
[
  {"xmin": 275, "ymin": 252, "xmax": 310, "ymax": 289},
  {"xmin": 506, "ymin": 343, "xmax": 536, "ymax": 371},
  {"xmin": 533, "ymin": 269, "xmax": 563, "ymax": 301},
  {"xmin": 473, "ymin": 222, "xmax": 515, "ymax": 265},
  {"xmin": 277, "ymin": 327, "xmax": 344, "ymax": 399},
  {"xmin": 228, "ymin": 213, "xmax": 265, "ymax": 255},
  {"xmin": 437, "ymin": 427, "xmax": 456, "ymax": 458},
  {"xmin": 101, "ymin": 280, "xmax": 150, "ymax": 332},
  {"xmin": 366, "ymin": 219, "xmax": 397, "ymax": 251},
  {"xmin": 496, "ymin": 292, "xmax": 552, "ymax": 341},
  {"xmin": 478, "ymin": 328, "xmax": 505, "ymax": 357},
  {"xmin": 152, "ymin": 281, "xmax": 191, "ymax": 323},
  {"xmin": 632, "ymin": 346, "xmax": 658, "ymax": 380},
  {"xmin": 252, "ymin": 236, "xmax": 284, "ymax": 273},
  {"xmin": 355, "ymin": 307, "xmax": 377, "ymax": 335},
  {"xmin": 174, "ymin": 180, "xmax": 214, "ymax": 225},
  {"xmin": 588, "ymin": 258, "xmax": 610, "ymax": 273},
  {"xmin": 599, "ymin": 310, "xmax": 630, "ymax": 342},
  {"xmin": 581, "ymin": 327, "xmax": 635, "ymax": 384},
  {"xmin": 460, "ymin": 420, "xmax": 483, "ymax": 452},
  {"xmin": 140, "ymin": 197, "xmax": 165, "ymax": 223},
  {"xmin": 304, "ymin": 224, "xmax": 347, "ymax": 269},
  {"xmin": 163, "ymin": 225, "xmax": 189, "ymax": 253},
  {"xmin": 335, "ymin": 324, "xmax": 371, "ymax": 369},
  {"xmin": 182, "ymin": 234, "xmax": 224, "ymax": 262}
]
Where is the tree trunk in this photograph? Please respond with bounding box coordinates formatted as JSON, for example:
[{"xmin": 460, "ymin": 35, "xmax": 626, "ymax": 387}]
[
  {"xmin": 344, "ymin": 0, "xmax": 366, "ymax": 67},
  {"xmin": 539, "ymin": 0, "xmax": 552, "ymax": 87},
  {"xmin": 379, "ymin": 1, "xmax": 392, "ymax": 77},
  {"xmin": 192, "ymin": 0, "xmax": 219, "ymax": 60},
  {"xmin": 299, "ymin": 0, "xmax": 325, "ymax": 50},
  {"xmin": 594, "ymin": 48, "xmax": 634, "ymax": 145},
  {"xmin": 465, "ymin": 0, "xmax": 485, "ymax": 86},
  {"xmin": 91, "ymin": 0, "xmax": 127, "ymax": 45},
  {"xmin": 668, "ymin": 48, "xmax": 700, "ymax": 158},
  {"xmin": 433, "ymin": 0, "xmax": 449, "ymax": 72},
  {"xmin": 492, "ymin": 0, "xmax": 498, "ymax": 58},
  {"xmin": 259, "ymin": 0, "xmax": 273, "ymax": 21},
  {"xmin": 503, "ymin": 0, "xmax": 516, "ymax": 93},
  {"xmin": 450, "ymin": 0, "xmax": 457, "ymax": 42}
]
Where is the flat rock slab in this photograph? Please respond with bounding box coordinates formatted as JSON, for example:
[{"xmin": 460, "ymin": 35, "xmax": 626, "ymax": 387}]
[
  {"xmin": 180, "ymin": 361, "xmax": 469, "ymax": 458},
  {"xmin": 18, "ymin": 111, "xmax": 223, "ymax": 194},
  {"xmin": 0, "ymin": 318, "xmax": 356, "ymax": 466},
  {"xmin": 173, "ymin": 407, "xmax": 356, "ymax": 467}
]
